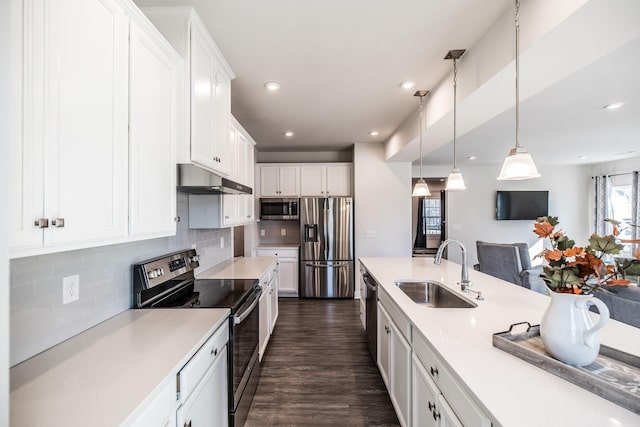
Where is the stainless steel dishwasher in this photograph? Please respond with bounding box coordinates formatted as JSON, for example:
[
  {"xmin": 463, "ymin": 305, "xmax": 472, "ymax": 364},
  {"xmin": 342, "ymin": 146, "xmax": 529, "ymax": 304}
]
[{"xmin": 361, "ymin": 268, "xmax": 378, "ymax": 362}]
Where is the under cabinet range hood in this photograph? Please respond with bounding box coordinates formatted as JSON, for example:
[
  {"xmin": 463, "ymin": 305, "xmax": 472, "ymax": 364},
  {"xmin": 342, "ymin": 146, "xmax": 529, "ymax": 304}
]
[{"xmin": 177, "ymin": 164, "xmax": 252, "ymax": 195}]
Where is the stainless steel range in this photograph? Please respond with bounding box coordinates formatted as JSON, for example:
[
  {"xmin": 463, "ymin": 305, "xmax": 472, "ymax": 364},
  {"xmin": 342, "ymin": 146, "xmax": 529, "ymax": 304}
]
[{"xmin": 133, "ymin": 249, "xmax": 260, "ymax": 427}]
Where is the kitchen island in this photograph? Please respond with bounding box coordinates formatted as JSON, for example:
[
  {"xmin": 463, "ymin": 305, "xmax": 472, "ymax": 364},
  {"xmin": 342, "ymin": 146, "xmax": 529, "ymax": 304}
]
[{"xmin": 360, "ymin": 257, "xmax": 640, "ymax": 427}]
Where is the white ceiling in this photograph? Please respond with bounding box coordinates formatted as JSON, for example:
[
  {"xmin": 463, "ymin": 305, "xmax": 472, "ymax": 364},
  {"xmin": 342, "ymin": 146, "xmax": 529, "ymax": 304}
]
[
  {"xmin": 134, "ymin": 0, "xmax": 512, "ymax": 151},
  {"xmin": 133, "ymin": 0, "xmax": 639, "ymax": 166},
  {"xmin": 424, "ymin": 35, "xmax": 640, "ymax": 167}
]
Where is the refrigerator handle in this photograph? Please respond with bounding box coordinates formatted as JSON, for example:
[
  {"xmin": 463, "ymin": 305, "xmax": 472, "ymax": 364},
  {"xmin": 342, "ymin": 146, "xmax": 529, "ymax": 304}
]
[{"xmin": 304, "ymin": 224, "xmax": 318, "ymax": 242}]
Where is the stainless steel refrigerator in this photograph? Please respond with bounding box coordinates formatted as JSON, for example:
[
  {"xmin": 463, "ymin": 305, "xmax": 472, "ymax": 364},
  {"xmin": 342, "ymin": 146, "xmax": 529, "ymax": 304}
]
[{"xmin": 299, "ymin": 197, "xmax": 354, "ymax": 298}]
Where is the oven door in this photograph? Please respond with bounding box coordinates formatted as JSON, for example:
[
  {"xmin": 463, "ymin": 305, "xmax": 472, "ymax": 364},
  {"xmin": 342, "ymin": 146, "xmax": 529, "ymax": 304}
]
[{"xmin": 231, "ymin": 288, "xmax": 260, "ymax": 410}]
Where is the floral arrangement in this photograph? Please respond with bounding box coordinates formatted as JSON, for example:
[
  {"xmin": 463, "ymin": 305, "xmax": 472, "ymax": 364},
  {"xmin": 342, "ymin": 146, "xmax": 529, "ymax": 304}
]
[{"xmin": 533, "ymin": 216, "xmax": 640, "ymax": 294}]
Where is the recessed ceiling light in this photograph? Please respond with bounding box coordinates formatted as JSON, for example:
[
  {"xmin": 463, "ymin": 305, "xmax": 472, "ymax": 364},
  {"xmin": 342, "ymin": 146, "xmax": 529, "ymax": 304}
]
[
  {"xmin": 466, "ymin": 156, "xmax": 477, "ymax": 160},
  {"xmin": 283, "ymin": 131, "xmax": 294, "ymax": 137},
  {"xmin": 264, "ymin": 81, "xmax": 281, "ymax": 91},
  {"xmin": 578, "ymin": 155, "xmax": 588, "ymax": 160},
  {"xmin": 400, "ymin": 81, "xmax": 416, "ymax": 90},
  {"xmin": 369, "ymin": 130, "xmax": 379, "ymax": 136},
  {"xmin": 603, "ymin": 102, "xmax": 624, "ymax": 110}
]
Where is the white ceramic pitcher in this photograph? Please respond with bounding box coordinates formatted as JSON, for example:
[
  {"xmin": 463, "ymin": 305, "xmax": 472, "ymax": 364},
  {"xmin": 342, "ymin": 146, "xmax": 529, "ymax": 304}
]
[{"xmin": 540, "ymin": 291, "xmax": 610, "ymax": 366}]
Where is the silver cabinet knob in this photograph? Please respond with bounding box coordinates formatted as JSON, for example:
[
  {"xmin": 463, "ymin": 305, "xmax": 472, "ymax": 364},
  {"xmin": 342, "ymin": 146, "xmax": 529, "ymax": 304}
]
[{"xmin": 34, "ymin": 218, "xmax": 49, "ymax": 228}]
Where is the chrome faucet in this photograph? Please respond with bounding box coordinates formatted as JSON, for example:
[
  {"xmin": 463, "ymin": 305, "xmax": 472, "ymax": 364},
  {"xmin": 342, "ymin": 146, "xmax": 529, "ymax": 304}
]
[{"xmin": 434, "ymin": 239, "xmax": 473, "ymax": 291}]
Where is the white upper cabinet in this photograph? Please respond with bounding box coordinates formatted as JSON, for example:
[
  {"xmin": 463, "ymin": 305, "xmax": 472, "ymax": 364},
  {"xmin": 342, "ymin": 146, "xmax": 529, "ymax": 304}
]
[
  {"xmin": 257, "ymin": 163, "xmax": 351, "ymax": 198},
  {"xmin": 10, "ymin": 0, "xmax": 130, "ymax": 257},
  {"xmin": 259, "ymin": 165, "xmax": 300, "ymax": 197},
  {"xmin": 143, "ymin": 7, "xmax": 235, "ymax": 177},
  {"xmin": 129, "ymin": 16, "xmax": 181, "ymax": 239},
  {"xmin": 300, "ymin": 164, "xmax": 351, "ymax": 196},
  {"xmin": 9, "ymin": 0, "xmax": 182, "ymax": 258}
]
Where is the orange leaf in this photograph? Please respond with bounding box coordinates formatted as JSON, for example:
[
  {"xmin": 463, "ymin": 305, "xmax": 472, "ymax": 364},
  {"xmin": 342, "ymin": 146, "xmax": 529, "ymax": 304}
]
[
  {"xmin": 545, "ymin": 250, "xmax": 563, "ymax": 262},
  {"xmin": 534, "ymin": 222, "xmax": 555, "ymax": 238},
  {"xmin": 634, "ymin": 248, "xmax": 640, "ymax": 260},
  {"xmin": 564, "ymin": 246, "xmax": 583, "ymax": 257}
]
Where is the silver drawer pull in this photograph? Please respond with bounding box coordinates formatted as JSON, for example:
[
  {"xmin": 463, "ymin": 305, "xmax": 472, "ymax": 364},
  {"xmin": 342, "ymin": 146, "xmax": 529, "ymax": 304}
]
[
  {"xmin": 430, "ymin": 366, "xmax": 439, "ymax": 377},
  {"xmin": 211, "ymin": 347, "xmax": 218, "ymax": 357},
  {"xmin": 51, "ymin": 218, "xmax": 65, "ymax": 228},
  {"xmin": 34, "ymin": 218, "xmax": 49, "ymax": 228}
]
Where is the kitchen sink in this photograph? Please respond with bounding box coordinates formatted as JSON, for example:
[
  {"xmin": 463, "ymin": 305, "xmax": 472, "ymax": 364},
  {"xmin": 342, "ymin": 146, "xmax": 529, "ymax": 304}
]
[{"xmin": 394, "ymin": 280, "xmax": 477, "ymax": 308}]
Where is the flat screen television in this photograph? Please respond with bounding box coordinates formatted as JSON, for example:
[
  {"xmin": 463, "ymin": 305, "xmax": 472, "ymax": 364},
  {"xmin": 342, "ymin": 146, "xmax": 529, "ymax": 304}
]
[{"xmin": 496, "ymin": 191, "xmax": 549, "ymax": 220}]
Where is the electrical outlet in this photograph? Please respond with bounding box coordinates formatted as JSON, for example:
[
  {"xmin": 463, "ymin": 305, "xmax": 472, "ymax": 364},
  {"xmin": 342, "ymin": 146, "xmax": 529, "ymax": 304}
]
[
  {"xmin": 62, "ymin": 274, "xmax": 80, "ymax": 305},
  {"xmin": 281, "ymin": 229, "xmax": 286, "ymax": 236},
  {"xmin": 220, "ymin": 237, "xmax": 225, "ymax": 248},
  {"xmin": 260, "ymin": 229, "xmax": 265, "ymax": 237}
]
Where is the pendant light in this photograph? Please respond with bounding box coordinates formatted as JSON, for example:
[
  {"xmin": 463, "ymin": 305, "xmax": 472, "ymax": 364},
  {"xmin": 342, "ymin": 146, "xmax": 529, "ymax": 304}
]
[
  {"xmin": 444, "ymin": 49, "xmax": 466, "ymax": 191},
  {"xmin": 412, "ymin": 90, "xmax": 431, "ymax": 197},
  {"xmin": 497, "ymin": 0, "xmax": 540, "ymax": 180}
]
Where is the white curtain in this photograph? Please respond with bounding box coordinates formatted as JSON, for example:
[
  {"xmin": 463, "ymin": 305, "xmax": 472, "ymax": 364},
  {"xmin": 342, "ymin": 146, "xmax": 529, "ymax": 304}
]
[{"xmin": 593, "ymin": 175, "xmax": 612, "ymax": 235}]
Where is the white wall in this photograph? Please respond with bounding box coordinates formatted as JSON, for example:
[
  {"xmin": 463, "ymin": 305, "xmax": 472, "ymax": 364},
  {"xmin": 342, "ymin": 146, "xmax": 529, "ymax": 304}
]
[
  {"xmin": 417, "ymin": 164, "xmax": 592, "ymax": 266},
  {"xmin": 354, "ymin": 143, "xmax": 412, "ymax": 297},
  {"xmin": 1, "ymin": 0, "xmax": 10, "ymax": 422}
]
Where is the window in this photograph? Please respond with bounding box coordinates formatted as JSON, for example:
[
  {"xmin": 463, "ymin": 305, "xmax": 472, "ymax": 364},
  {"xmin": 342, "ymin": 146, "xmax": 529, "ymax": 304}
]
[
  {"xmin": 611, "ymin": 175, "xmax": 633, "ymax": 254},
  {"xmin": 421, "ymin": 198, "xmax": 441, "ymax": 235}
]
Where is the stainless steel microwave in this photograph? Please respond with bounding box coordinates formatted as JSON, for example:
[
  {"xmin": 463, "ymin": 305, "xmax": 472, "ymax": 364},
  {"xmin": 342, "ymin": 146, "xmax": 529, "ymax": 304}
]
[{"xmin": 259, "ymin": 198, "xmax": 299, "ymax": 220}]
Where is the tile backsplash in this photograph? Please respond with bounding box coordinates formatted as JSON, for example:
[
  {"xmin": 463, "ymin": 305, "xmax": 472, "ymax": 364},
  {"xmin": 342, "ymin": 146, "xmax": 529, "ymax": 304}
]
[{"xmin": 9, "ymin": 193, "xmax": 232, "ymax": 366}]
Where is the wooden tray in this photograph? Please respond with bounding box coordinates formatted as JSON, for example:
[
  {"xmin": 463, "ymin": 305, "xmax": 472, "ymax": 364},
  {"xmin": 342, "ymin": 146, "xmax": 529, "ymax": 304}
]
[{"xmin": 493, "ymin": 322, "xmax": 640, "ymax": 415}]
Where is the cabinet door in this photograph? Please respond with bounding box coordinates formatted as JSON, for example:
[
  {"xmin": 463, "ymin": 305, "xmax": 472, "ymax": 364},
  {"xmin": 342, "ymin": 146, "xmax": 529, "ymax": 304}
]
[
  {"xmin": 176, "ymin": 346, "xmax": 228, "ymax": 427},
  {"xmin": 9, "ymin": 0, "xmax": 43, "ymax": 253},
  {"xmin": 277, "ymin": 257, "xmax": 298, "ymax": 296},
  {"xmin": 326, "ymin": 164, "xmax": 351, "ymax": 196},
  {"xmin": 269, "ymin": 269, "xmax": 279, "ymax": 332},
  {"xmin": 129, "ymin": 21, "xmax": 178, "ymax": 239},
  {"xmin": 259, "ymin": 166, "xmax": 280, "ymax": 197},
  {"xmin": 438, "ymin": 395, "xmax": 463, "ymax": 427},
  {"xmin": 390, "ymin": 320, "xmax": 411, "ymax": 427},
  {"xmin": 227, "ymin": 124, "xmax": 239, "ymax": 182},
  {"xmin": 42, "ymin": 0, "xmax": 129, "ymax": 247},
  {"xmin": 412, "ymin": 354, "xmax": 439, "ymax": 427},
  {"xmin": 212, "ymin": 69, "xmax": 231, "ymax": 176},
  {"xmin": 189, "ymin": 23, "xmax": 216, "ymax": 171},
  {"xmin": 377, "ymin": 304, "xmax": 391, "ymax": 388},
  {"xmin": 278, "ymin": 166, "xmax": 300, "ymax": 196},
  {"xmin": 299, "ymin": 165, "xmax": 326, "ymax": 196},
  {"xmin": 258, "ymin": 284, "xmax": 270, "ymax": 362},
  {"xmin": 222, "ymin": 194, "xmax": 237, "ymax": 227}
]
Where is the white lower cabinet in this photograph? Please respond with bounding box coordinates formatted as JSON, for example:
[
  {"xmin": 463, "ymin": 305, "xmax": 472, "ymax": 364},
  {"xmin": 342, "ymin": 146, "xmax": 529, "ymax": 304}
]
[
  {"xmin": 177, "ymin": 345, "xmax": 228, "ymax": 427},
  {"xmin": 259, "ymin": 277, "xmax": 270, "ymax": 362},
  {"xmin": 128, "ymin": 379, "xmax": 175, "ymax": 427},
  {"xmin": 258, "ymin": 261, "xmax": 279, "ymax": 362},
  {"xmin": 413, "ymin": 330, "xmax": 491, "ymax": 427},
  {"xmin": 253, "ymin": 248, "xmax": 299, "ymax": 296},
  {"xmin": 412, "ymin": 354, "xmax": 440, "ymax": 427},
  {"xmin": 177, "ymin": 321, "xmax": 229, "ymax": 427},
  {"xmin": 378, "ymin": 299, "xmax": 411, "ymax": 427},
  {"xmin": 268, "ymin": 264, "xmax": 279, "ymax": 331}
]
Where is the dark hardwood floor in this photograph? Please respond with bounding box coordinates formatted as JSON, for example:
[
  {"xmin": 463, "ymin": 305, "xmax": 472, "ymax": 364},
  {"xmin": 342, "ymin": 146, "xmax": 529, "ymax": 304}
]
[{"xmin": 245, "ymin": 298, "xmax": 399, "ymax": 427}]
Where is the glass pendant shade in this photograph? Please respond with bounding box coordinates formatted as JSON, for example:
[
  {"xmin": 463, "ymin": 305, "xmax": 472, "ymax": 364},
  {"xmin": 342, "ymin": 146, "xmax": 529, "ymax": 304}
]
[
  {"xmin": 412, "ymin": 178, "xmax": 431, "ymax": 197},
  {"xmin": 445, "ymin": 168, "xmax": 466, "ymax": 191},
  {"xmin": 497, "ymin": 147, "xmax": 541, "ymax": 180}
]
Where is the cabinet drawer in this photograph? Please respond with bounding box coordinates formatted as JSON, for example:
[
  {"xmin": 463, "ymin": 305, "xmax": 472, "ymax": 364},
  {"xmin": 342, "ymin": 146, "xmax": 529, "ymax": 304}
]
[
  {"xmin": 413, "ymin": 331, "xmax": 490, "ymax": 427},
  {"xmin": 178, "ymin": 321, "xmax": 229, "ymax": 403},
  {"xmin": 379, "ymin": 288, "xmax": 411, "ymax": 342},
  {"xmin": 255, "ymin": 248, "xmax": 298, "ymax": 259}
]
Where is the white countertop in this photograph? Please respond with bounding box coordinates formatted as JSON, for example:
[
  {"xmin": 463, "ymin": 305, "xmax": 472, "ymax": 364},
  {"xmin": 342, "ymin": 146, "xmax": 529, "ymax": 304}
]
[
  {"xmin": 359, "ymin": 257, "xmax": 640, "ymax": 427},
  {"xmin": 10, "ymin": 309, "xmax": 229, "ymax": 426},
  {"xmin": 198, "ymin": 256, "xmax": 277, "ymax": 280},
  {"xmin": 254, "ymin": 243, "xmax": 300, "ymax": 250}
]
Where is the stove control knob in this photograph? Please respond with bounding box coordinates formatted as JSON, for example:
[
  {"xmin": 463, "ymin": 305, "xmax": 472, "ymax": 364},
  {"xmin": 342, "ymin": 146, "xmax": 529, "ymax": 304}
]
[
  {"xmin": 189, "ymin": 255, "xmax": 200, "ymax": 264},
  {"xmin": 148, "ymin": 270, "xmax": 156, "ymax": 279}
]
